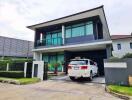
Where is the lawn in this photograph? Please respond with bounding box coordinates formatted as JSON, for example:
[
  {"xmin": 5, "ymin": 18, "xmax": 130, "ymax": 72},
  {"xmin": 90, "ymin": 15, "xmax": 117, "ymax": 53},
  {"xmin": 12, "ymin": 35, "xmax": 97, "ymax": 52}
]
[
  {"xmin": 0, "ymin": 77, "xmax": 40, "ymax": 85},
  {"xmin": 108, "ymin": 85, "xmax": 132, "ymax": 96}
]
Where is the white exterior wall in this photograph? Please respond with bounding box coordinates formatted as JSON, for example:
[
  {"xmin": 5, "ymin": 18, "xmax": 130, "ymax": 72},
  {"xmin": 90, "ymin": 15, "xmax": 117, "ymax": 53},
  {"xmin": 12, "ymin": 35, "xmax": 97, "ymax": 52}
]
[
  {"xmin": 33, "ymin": 52, "xmax": 42, "ymax": 61},
  {"xmin": 32, "ymin": 61, "xmax": 44, "ymax": 81},
  {"xmin": 112, "ymin": 38, "xmax": 132, "ymax": 58},
  {"xmin": 104, "ymin": 62, "xmax": 127, "ymax": 68}
]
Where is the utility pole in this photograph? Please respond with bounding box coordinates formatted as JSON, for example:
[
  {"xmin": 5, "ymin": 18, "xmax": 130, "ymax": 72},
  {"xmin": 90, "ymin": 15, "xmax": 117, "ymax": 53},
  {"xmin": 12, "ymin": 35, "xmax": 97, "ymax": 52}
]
[
  {"xmin": 2, "ymin": 37, "xmax": 5, "ymax": 60},
  {"xmin": 27, "ymin": 41, "xmax": 29, "ymax": 59}
]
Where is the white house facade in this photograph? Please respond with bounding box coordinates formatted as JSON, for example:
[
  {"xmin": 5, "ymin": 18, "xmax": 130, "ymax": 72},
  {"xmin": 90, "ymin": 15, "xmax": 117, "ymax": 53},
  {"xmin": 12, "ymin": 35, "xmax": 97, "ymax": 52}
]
[{"xmin": 111, "ymin": 35, "xmax": 132, "ymax": 58}]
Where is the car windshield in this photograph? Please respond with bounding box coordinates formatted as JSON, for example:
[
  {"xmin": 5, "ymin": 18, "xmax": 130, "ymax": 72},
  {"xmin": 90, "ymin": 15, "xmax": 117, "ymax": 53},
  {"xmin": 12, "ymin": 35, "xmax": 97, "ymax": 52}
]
[{"xmin": 69, "ymin": 60, "xmax": 87, "ymax": 65}]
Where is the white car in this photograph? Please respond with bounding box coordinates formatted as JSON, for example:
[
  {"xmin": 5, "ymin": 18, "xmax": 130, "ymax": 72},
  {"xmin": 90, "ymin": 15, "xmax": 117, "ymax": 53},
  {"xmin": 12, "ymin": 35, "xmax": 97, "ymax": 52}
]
[{"xmin": 68, "ymin": 58, "xmax": 98, "ymax": 81}]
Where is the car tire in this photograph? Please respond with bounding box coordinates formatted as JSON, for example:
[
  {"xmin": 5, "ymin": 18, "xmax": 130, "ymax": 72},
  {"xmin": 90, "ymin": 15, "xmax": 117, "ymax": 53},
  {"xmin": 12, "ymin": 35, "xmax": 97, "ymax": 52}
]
[
  {"xmin": 89, "ymin": 71, "xmax": 93, "ymax": 81},
  {"xmin": 69, "ymin": 76, "xmax": 76, "ymax": 81}
]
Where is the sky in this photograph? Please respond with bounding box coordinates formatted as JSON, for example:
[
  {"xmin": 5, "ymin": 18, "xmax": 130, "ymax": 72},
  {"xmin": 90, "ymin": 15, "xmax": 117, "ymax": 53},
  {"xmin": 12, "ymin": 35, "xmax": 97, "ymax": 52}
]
[{"xmin": 0, "ymin": 0, "xmax": 132, "ymax": 41}]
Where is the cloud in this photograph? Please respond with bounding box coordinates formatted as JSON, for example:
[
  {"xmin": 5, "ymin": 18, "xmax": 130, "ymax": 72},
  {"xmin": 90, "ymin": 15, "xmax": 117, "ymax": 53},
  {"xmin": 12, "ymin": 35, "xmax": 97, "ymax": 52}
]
[{"xmin": 0, "ymin": 0, "xmax": 132, "ymax": 41}]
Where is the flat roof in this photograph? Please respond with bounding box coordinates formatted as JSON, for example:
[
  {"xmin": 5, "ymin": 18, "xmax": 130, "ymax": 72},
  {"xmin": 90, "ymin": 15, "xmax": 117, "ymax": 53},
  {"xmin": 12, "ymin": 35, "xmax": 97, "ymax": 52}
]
[
  {"xmin": 0, "ymin": 35, "xmax": 33, "ymax": 42},
  {"xmin": 111, "ymin": 35, "xmax": 132, "ymax": 40},
  {"xmin": 27, "ymin": 5, "xmax": 108, "ymax": 31}
]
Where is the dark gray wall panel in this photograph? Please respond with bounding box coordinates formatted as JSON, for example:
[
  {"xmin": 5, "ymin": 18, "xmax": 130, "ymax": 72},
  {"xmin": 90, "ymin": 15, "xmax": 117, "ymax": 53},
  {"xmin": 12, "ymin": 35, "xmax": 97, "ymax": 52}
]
[
  {"xmin": 104, "ymin": 58, "xmax": 132, "ymax": 86},
  {"xmin": 65, "ymin": 35, "xmax": 95, "ymax": 44},
  {"xmin": 0, "ymin": 36, "xmax": 33, "ymax": 57}
]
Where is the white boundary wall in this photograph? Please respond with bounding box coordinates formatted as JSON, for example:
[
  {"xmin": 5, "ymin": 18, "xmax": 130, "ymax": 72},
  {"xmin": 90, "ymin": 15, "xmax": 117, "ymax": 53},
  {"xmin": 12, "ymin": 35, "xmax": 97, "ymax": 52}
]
[
  {"xmin": 104, "ymin": 62, "xmax": 127, "ymax": 68},
  {"xmin": 32, "ymin": 61, "xmax": 44, "ymax": 81}
]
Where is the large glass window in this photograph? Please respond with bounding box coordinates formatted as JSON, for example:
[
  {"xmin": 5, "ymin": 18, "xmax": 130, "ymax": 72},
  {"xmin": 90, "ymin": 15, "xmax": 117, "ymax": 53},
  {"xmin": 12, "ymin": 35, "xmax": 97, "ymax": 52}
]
[
  {"xmin": 42, "ymin": 53, "xmax": 64, "ymax": 72},
  {"xmin": 49, "ymin": 55, "xmax": 56, "ymax": 63},
  {"xmin": 86, "ymin": 22, "xmax": 93, "ymax": 35},
  {"xmin": 72, "ymin": 26, "xmax": 85, "ymax": 37},
  {"xmin": 52, "ymin": 33, "xmax": 57, "ymax": 45},
  {"xmin": 65, "ymin": 21, "xmax": 93, "ymax": 38},
  {"xmin": 57, "ymin": 54, "xmax": 64, "ymax": 62},
  {"xmin": 46, "ymin": 33, "xmax": 51, "ymax": 45},
  {"xmin": 42, "ymin": 54, "xmax": 48, "ymax": 62},
  {"xmin": 65, "ymin": 28, "xmax": 72, "ymax": 38},
  {"xmin": 58, "ymin": 32, "xmax": 62, "ymax": 45},
  {"xmin": 45, "ymin": 31, "xmax": 62, "ymax": 46}
]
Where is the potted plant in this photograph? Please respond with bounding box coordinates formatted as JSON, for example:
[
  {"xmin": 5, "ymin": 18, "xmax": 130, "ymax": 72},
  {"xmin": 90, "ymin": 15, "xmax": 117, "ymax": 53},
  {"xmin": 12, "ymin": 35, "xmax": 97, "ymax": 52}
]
[{"xmin": 54, "ymin": 62, "xmax": 61, "ymax": 75}]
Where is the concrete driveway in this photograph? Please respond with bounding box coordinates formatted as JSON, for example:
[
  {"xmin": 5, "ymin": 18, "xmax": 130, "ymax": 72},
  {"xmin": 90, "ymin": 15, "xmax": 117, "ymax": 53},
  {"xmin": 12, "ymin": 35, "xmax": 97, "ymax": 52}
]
[
  {"xmin": 50, "ymin": 75, "xmax": 105, "ymax": 84},
  {"xmin": 0, "ymin": 80, "xmax": 121, "ymax": 100}
]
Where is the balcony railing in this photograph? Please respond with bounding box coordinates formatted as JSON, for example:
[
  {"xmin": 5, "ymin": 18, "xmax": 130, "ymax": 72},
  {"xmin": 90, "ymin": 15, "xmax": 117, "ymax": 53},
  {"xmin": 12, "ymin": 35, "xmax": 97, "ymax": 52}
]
[{"xmin": 36, "ymin": 37, "xmax": 63, "ymax": 47}]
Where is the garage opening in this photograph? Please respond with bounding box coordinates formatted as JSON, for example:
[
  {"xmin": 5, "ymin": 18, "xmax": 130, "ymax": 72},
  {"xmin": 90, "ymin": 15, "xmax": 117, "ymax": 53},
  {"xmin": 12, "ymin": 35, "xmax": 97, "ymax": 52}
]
[{"xmin": 64, "ymin": 49, "xmax": 107, "ymax": 76}]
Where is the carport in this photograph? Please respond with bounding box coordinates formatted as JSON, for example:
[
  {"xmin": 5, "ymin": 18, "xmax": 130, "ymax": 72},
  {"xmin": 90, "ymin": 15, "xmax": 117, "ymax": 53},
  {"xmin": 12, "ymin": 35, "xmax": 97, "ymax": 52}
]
[
  {"xmin": 64, "ymin": 50, "xmax": 107, "ymax": 76},
  {"xmin": 33, "ymin": 40, "xmax": 112, "ymax": 76}
]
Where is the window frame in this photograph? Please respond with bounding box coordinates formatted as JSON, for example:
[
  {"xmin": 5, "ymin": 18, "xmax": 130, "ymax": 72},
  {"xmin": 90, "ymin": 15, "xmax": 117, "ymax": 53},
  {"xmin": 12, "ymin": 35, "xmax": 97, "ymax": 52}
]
[
  {"xmin": 130, "ymin": 42, "xmax": 132, "ymax": 49},
  {"xmin": 65, "ymin": 21, "xmax": 93, "ymax": 38},
  {"xmin": 117, "ymin": 43, "xmax": 121, "ymax": 50},
  {"xmin": 45, "ymin": 30, "xmax": 62, "ymax": 46}
]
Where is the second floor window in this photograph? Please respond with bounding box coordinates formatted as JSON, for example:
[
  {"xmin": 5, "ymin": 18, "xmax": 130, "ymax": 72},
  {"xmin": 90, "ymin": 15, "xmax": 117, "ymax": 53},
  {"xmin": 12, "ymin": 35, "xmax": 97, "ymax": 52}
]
[
  {"xmin": 46, "ymin": 31, "xmax": 62, "ymax": 46},
  {"xmin": 65, "ymin": 21, "xmax": 93, "ymax": 38},
  {"xmin": 117, "ymin": 43, "xmax": 121, "ymax": 50},
  {"xmin": 130, "ymin": 42, "xmax": 132, "ymax": 49}
]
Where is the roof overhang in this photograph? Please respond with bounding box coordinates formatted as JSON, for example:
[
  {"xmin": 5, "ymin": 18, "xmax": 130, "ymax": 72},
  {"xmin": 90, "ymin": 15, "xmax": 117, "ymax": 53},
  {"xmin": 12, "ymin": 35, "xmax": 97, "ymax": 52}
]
[
  {"xmin": 32, "ymin": 40, "xmax": 112, "ymax": 53},
  {"xmin": 27, "ymin": 5, "xmax": 109, "ymax": 34}
]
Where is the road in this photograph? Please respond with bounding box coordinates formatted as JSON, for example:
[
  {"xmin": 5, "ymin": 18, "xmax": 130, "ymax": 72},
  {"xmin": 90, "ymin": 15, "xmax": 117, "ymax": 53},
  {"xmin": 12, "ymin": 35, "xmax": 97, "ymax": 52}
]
[{"xmin": 0, "ymin": 80, "xmax": 121, "ymax": 100}]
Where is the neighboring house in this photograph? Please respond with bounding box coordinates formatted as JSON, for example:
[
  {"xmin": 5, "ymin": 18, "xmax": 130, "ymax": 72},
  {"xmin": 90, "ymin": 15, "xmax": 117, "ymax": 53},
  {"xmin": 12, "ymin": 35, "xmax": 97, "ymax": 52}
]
[
  {"xmin": 111, "ymin": 35, "xmax": 132, "ymax": 58},
  {"xmin": 0, "ymin": 36, "xmax": 33, "ymax": 58},
  {"xmin": 27, "ymin": 6, "xmax": 112, "ymax": 75}
]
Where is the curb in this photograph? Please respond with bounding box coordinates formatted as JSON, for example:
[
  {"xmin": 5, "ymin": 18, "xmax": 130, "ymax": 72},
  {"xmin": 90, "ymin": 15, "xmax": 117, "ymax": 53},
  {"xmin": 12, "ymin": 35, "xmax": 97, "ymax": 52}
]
[{"xmin": 105, "ymin": 86, "xmax": 130, "ymax": 100}]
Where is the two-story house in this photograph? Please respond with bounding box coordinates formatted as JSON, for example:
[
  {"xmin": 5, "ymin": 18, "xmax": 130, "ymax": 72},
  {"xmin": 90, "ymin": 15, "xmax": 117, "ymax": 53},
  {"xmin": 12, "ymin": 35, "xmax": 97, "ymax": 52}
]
[
  {"xmin": 111, "ymin": 35, "xmax": 132, "ymax": 58},
  {"xmin": 27, "ymin": 6, "xmax": 112, "ymax": 75}
]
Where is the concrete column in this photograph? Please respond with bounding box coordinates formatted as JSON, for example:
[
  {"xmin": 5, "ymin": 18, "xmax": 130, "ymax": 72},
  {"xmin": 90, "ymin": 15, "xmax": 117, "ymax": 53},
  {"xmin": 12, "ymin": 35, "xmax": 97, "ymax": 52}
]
[
  {"xmin": 40, "ymin": 53, "xmax": 42, "ymax": 61},
  {"xmin": 6, "ymin": 63, "xmax": 9, "ymax": 71},
  {"xmin": 32, "ymin": 63, "xmax": 34, "ymax": 78},
  {"xmin": 106, "ymin": 44, "xmax": 112, "ymax": 58},
  {"xmin": 33, "ymin": 52, "xmax": 42, "ymax": 61},
  {"xmin": 24, "ymin": 62, "xmax": 28, "ymax": 78},
  {"xmin": 33, "ymin": 52, "xmax": 36, "ymax": 60},
  {"xmin": 62, "ymin": 25, "xmax": 65, "ymax": 44}
]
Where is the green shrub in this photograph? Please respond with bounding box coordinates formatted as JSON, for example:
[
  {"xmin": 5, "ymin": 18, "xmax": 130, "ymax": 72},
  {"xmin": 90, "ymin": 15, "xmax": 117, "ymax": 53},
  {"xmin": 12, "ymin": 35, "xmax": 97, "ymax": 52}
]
[
  {"xmin": 108, "ymin": 56, "xmax": 121, "ymax": 62},
  {"xmin": 0, "ymin": 60, "xmax": 10, "ymax": 71},
  {"xmin": 122, "ymin": 53, "xmax": 132, "ymax": 58},
  {"xmin": 9, "ymin": 63, "xmax": 24, "ymax": 71},
  {"xmin": 0, "ymin": 59, "xmax": 32, "ymax": 71},
  {"xmin": 0, "ymin": 71, "xmax": 24, "ymax": 78}
]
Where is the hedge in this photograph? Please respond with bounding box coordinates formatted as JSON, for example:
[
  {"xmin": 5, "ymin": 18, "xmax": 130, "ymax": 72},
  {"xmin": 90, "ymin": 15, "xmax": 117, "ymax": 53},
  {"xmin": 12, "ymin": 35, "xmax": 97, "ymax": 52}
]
[
  {"xmin": 0, "ymin": 59, "xmax": 32, "ymax": 71},
  {"xmin": 0, "ymin": 60, "xmax": 9, "ymax": 71},
  {"xmin": 0, "ymin": 71, "xmax": 24, "ymax": 78},
  {"xmin": 122, "ymin": 53, "xmax": 132, "ymax": 58},
  {"xmin": 9, "ymin": 63, "xmax": 24, "ymax": 71}
]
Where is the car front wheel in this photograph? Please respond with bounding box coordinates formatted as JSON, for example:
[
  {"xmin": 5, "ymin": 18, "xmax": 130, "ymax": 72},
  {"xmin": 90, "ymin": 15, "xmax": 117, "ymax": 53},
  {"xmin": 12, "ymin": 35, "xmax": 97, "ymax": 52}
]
[{"xmin": 69, "ymin": 76, "xmax": 76, "ymax": 81}]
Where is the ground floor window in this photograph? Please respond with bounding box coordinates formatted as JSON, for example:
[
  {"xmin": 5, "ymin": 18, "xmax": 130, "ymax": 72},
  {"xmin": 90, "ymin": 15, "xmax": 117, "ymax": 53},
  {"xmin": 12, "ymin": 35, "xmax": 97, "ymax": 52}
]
[{"xmin": 42, "ymin": 53, "xmax": 64, "ymax": 72}]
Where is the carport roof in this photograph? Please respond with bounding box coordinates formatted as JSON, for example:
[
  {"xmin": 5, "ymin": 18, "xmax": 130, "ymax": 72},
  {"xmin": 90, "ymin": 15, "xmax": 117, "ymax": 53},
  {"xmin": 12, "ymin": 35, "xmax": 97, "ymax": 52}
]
[{"xmin": 32, "ymin": 40, "xmax": 112, "ymax": 53}]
